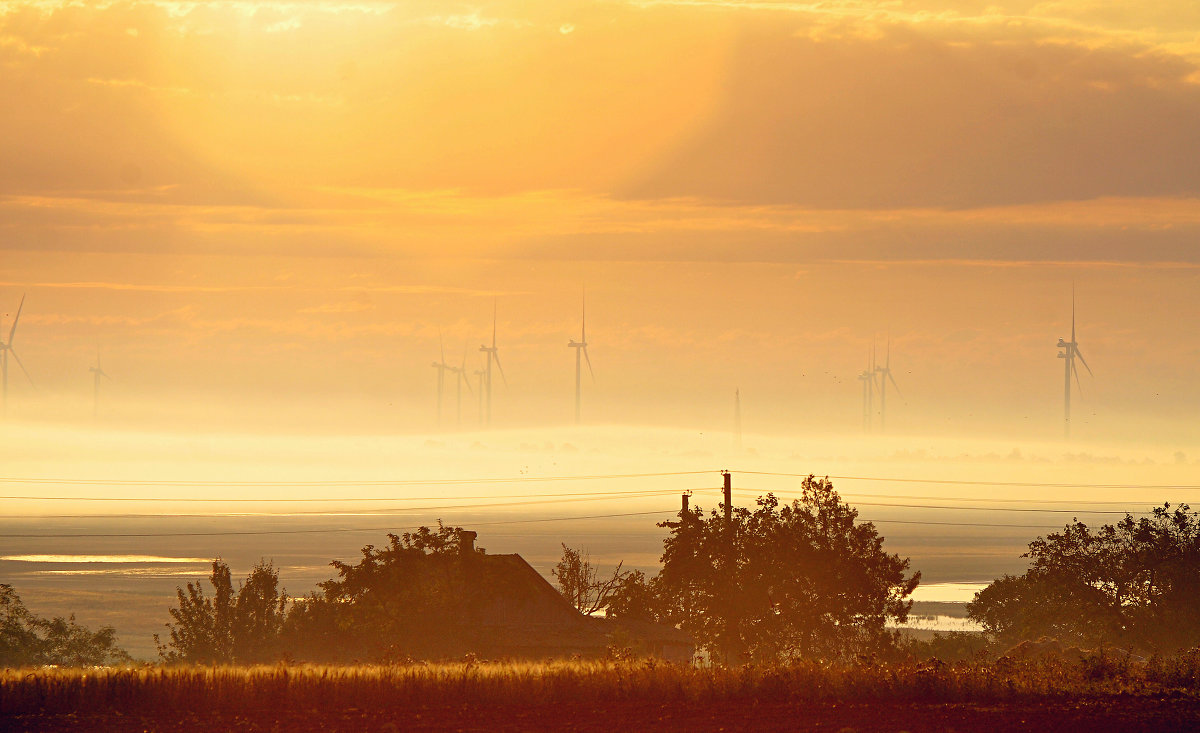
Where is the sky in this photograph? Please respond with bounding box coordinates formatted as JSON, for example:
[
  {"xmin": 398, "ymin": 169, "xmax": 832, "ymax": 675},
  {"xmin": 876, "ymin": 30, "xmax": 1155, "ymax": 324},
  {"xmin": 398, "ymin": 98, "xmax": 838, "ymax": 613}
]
[
  {"xmin": 2, "ymin": 1, "xmax": 1200, "ymax": 449},
  {"xmin": 5, "ymin": 2, "xmax": 1200, "ymax": 654}
]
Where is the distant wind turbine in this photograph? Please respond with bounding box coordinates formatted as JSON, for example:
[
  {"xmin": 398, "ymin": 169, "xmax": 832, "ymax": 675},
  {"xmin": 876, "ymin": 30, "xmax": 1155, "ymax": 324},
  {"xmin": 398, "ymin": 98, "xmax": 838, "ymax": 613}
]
[
  {"xmin": 431, "ymin": 332, "xmax": 451, "ymax": 427},
  {"xmin": 446, "ymin": 345, "xmax": 473, "ymax": 429},
  {"xmin": 1057, "ymin": 287, "xmax": 1093, "ymax": 439},
  {"xmin": 874, "ymin": 336, "xmax": 902, "ymax": 432},
  {"xmin": 473, "ymin": 367, "xmax": 486, "ymax": 426},
  {"xmin": 0, "ymin": 294, "xmax": 33, "ymax": 417},
  {"xmin": 856, "ymin": 344, "xmax": 876, "ymax": 432},
  {"xmin": 478, "ymin": 300, "xmax": 507, "ymax": 427},
  {"xmin": 567, "ymin": 290, "xmax": 594, "ymax": 424},
  {"xmin": 89, "ymin": 349, "xmax": 110, "ymax": 419}
]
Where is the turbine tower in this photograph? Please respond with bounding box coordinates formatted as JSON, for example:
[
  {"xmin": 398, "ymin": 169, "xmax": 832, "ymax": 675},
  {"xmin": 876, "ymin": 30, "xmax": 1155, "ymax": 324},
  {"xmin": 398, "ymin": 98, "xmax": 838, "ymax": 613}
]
[
  {"xmin": 446, "ymin": 346, "xmax": 473, "ymax": 429},
  {"xmin": 473, "ymin": 367, "xmax": 485, "ymax": 426},
  {"xmin": 1057, "ymin": 289, "xmax": 1092, "ymax": 439},
  {"xmin": 0, "ymin": 294, "xmax": 32, "ymax": 417},
  {"xmin": 874, "ymin": 336, "xmax": 902, "ymax": 432},
  {"xmin": 431, "ymin": 333, "xmax": 451, "ymax": 427},
  {"xmin": 856, "ymin": 344, "xmax": 877, "ymax": 432},
  {"xmin": 478, "ymin": 300, "xmax": 507, "ymax": 427},
  {"xmin": 567, "ymin": 290, "xmax": 593, "ymax": 424},
  {"xmin": 89, "ymin": 350, "xmax": 109, "ymax": 419}
]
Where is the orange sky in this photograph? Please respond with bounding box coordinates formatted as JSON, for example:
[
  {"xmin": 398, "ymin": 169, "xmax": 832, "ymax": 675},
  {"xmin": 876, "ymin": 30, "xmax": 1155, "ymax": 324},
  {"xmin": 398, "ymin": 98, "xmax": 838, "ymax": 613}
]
[{"xmin": 2, "ymin": 1, "xmax": 1200, "ymax": 444}]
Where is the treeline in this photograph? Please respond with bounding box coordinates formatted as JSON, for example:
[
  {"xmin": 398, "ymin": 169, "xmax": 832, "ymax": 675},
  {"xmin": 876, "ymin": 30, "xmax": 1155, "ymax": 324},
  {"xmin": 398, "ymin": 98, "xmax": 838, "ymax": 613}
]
[
  {"xmin": 0, "ymin": 585, "xmax": 131, "ymax": 667},
  {"xmin": 8, "ymin": 476, "xmax": 1199, "ymax": 667},
  {"xmin": 155, "ymin": 477, "xmax": 924, "ymax": 664},
  {"xmin": 157, "ymin": 525, "xmax": 519, "ymax": 664},
  {"xmin": 153, "ymin": 477, "xmax": 1200, "ymax": 664}
]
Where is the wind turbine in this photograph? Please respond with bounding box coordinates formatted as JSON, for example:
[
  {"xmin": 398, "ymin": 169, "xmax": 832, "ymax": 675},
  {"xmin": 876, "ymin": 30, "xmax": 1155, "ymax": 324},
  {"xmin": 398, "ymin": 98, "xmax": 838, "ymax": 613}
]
[
  {"xmin": 874, "ymin": 336, "xmax": 902, "ymax": 432},
  {"xmin": 478, "ymin": 300, "xmax": 507, "ymax": 427},
  {"xmin": 0, "ymin": 294, "xmax": 33, "ymax": 417},
  {"xmin": 446, "ymin": 345, "xmax": 473, "ymax": 429},
  {"xmin": 1057, "ymin": 288, "xmax": 1092, "ymax": 439},
  {"xmin": 856, "ymin": 344, "xmax": 877, "ymax": 432},
  {"xmin": 567, "ymin": 290, "xmax": 594, "ymax": 424},
  {"xmin": 89, "ymin": 349, "xmax": 110, "ymax": 419},
  {"xmin": 431, "ymin": 332, "xmax": 451, "ymax": 427},
  {"xmin": 473, "ymin": 367, "xmax": 485, "ymax": 426}
]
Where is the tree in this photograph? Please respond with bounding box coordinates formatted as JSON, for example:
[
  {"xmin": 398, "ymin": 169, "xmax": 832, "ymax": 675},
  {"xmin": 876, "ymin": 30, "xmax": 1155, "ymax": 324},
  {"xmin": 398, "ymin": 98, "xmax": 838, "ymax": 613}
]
[
  {"xmin": 968, "ymin": 503, "xmax": 1200, "ymax": 653},
  {"xmin": 281, "ymin": 522, "xmax": 487, "ymax": 662},
  {"xmin": 1, "ymin": 584, "xmax": 131, "ymax": 666},
  {"xmin": 608, "ymin": 476, "xmax": 920, "ymax": 662},
  {"xmin": 158, "ymin": 559, "xmax": 287, "ymax": 664},
  {"xmin": 552, "ymin": 544, "xmax": 628, "ymax": 615}
]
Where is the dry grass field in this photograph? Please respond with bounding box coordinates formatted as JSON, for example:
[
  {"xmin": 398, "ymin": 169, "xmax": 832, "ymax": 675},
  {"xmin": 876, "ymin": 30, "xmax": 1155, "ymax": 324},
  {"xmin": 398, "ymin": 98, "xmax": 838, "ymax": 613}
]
[{"xmin": 4, "ymin": 655, "xmax": 1200, "ymax": 731}]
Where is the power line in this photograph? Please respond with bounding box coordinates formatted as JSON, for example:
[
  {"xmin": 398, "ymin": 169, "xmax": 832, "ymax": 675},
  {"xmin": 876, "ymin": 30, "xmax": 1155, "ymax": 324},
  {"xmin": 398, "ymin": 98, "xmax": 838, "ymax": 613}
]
[
  {"xmin": 860, "ymin": 517, "xmax": 1061, "ymax": 529},
  {"xmin": 733, "ymin": 491, "xmax": 1179, "ymax": 515},
  {"xmin": 735, "ymin": 489, "xmax": 1178, "ymax": 506},
  {"xmin": 733, "ymin": 471, "xmax": 1200, "ymax": 491},
  {"xmin": 0, "ymin": 487, "xmax": 717, "ymax": 505},
  {"xmin": 0, "ymin": 470, "xmax": 716, "ymax": 489},
  {"xmin": 1, "ymin": 489, "xmax": 715, "ymax": 520},
  {"xmin": 0, "ymin": 510, "xmax": 679, "ymax": 539}
]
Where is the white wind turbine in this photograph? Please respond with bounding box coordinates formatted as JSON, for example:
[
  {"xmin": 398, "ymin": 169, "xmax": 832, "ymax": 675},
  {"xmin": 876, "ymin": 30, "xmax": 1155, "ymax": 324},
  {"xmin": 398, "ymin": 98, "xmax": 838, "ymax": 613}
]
[
  {"xmin": 89, "ymin": 349, "xmax": 110, "ymax": 419},
  {"xmin": 478, "ymin": 300, "xmax": 507, "ymax": 427},
  {"xmin": 874, "ymin": 336, "xmax": 902, "ymax": 432},
  {"xmin": 446, "ymin": 345, "xmax": 473, "ymax": 429},
  {"xmin": 1057, "ymin": 289, "xmax": 1093, "ymax": 439},
  {"xmin": 856, "ymin": 343, "xmax": 877, "ymax": 432},
  {"xmin": 431, "ymin": 332, "xmax": 451, "ymax": 427},
  {"xmin": 567, "ymin": 290, "xmax": 594, "ymax": 424},
  {"xmin": 0, "ymin": 295, "xmax": 33, "ymax": 417}
]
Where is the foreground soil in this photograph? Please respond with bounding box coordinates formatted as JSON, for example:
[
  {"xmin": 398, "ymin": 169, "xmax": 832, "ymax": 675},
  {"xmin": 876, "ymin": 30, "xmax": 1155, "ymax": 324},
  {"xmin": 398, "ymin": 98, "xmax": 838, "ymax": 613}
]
[{"xmin": 6, "ymin": 696, "xmax": 1200, "ymax": 732}]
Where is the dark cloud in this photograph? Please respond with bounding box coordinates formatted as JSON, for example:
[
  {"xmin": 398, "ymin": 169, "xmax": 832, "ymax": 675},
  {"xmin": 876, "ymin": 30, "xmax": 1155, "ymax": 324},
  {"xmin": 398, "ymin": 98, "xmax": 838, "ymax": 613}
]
[{"xmin": 625, "ymin": 26, "xmax": 1200, "ymax": 208}]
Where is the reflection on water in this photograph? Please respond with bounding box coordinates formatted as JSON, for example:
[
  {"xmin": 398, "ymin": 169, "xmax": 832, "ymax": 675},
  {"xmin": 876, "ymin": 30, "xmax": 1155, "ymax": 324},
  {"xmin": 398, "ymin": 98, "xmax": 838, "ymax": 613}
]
[
  {"xmin": 909, "ymin": 582, "xmax": 988, "ymax": 603},
  {"xmin": 895, "ymin": 614, "xmax": 983, "ymax": 633},
  {"xmin": 31, "ymin": 568, "xmax": 212, "ymax": 577},
  {"xmin": 1, "ymin": 554, "xmax": 212, "ymax": 564}
]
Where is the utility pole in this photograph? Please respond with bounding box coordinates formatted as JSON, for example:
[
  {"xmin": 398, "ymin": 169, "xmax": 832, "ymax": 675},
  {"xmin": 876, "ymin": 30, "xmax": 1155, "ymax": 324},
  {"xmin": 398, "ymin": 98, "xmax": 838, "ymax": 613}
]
[{"xmin": 722, "ymin": 470, "xmax": 734, "ymax": 665}]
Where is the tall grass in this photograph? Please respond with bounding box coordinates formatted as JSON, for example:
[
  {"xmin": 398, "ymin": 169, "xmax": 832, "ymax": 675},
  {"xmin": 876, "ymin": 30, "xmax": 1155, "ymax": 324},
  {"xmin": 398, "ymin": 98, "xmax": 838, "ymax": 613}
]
[{"xmin": 4, "ymin": 655, "xmax": 1200, "ymax": 716}]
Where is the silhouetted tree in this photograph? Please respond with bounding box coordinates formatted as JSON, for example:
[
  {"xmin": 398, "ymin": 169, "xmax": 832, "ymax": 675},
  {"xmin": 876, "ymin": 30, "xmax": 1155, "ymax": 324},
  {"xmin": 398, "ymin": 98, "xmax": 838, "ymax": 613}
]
[
  {"xmin": 607, "ymin": 476, "xmax": 920, "ymax": 662},
  {"xmin": 552, "ymin": 544, "xmax": 628, "ymax": 615},
  {"xmin": 158, "ymin": 559, "xmax": 286, "ymax": 664},
  {"xmin": 1, "ymin": 584, "xmax": 131, "ymax": 666},
  {"xmin": 281, "ymin": 522, "xmax": 487, "ymax": 662},
  {"xmin": 968, "ymin": 503, "xmax": 1200, "ymax": 653}
]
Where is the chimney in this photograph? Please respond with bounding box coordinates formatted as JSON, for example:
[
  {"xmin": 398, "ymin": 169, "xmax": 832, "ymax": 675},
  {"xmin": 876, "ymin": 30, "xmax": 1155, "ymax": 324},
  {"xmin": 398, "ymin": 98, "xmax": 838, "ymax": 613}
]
[{"xmin": 459, "ymin": 530, "xmax": 477, "ymax": 555}]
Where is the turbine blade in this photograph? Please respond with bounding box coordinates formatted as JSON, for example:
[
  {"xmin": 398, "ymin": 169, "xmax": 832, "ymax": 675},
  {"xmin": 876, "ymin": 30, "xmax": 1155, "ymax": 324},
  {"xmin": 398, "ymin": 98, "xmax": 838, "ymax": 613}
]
[
  {"xmin": 1071, "ymin": 283, "xmax": 1076, "ymax": 343},
  {"xmin": 494, "ymin": 351, "xmax": 508, "ymax": 388},
  {"xmin": 492, "ymin": 298, "xmax": 497, "ymax": 348},
  {"xmin": 10, "ymin": 349, "xmax": 34, "ymax": 389},
  {"xmin": 583, "ymin": 346, "xmax": 595, "ymax": 382},
  {"xmin": 887, "ymin": 371, "xmax": 902, "ymax": 398},
  {"xmin": 439, "ymin": 329, "xmax": 445, "ymax": 365},
  {"xmin": 1072, "ymin": 359, "xmax": 1083, "ymax": 395},
  {"xmin": 1075, "ymin": 347, "xmax": 1093, "ymax": 377},
  {"xmin": 8, "ymin": 294, "xmax": 25, "ymax": 346},
  {"xmin": 581, "ymin": 287, "xmax": 586, "ymax": 342}
]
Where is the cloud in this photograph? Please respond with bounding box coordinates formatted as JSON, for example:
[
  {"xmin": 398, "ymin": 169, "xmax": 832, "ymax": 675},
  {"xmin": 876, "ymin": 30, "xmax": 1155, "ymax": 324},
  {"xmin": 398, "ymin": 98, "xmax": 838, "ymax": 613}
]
[
  {"xmin": 626, "ymin": 25, "xmax": 1200, "ymax": 208},
  {"xmin": 298, "ymin": 301, "xmax": 376, "ymax": 314}
]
